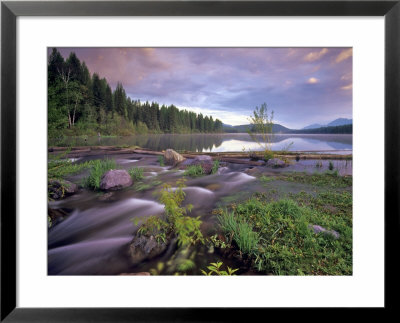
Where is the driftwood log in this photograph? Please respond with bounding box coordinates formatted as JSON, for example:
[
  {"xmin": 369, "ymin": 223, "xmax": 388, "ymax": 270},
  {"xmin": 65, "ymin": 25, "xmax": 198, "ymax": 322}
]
[{"xmin": 48, "ymin": 146, "xmax": 352, "ymax": 161}]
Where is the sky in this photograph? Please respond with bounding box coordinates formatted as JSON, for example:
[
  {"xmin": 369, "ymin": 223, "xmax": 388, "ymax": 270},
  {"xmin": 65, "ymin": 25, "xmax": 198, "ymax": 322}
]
[{"xmin": 51, "ymin": 47, "xmax": 352, "ymax": 129}]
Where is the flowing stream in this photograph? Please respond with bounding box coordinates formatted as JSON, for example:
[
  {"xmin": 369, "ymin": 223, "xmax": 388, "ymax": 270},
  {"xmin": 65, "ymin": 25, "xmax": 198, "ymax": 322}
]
[{"xmin": 48, "ymin": 154, "xmax": 352, "ymax": 275}]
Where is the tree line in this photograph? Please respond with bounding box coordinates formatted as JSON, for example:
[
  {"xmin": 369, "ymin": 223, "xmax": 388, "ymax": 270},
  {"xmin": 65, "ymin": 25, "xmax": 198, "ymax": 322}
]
[{"xmin": 48, "ymin": 48, "xmax": 223, "ymax": 137}]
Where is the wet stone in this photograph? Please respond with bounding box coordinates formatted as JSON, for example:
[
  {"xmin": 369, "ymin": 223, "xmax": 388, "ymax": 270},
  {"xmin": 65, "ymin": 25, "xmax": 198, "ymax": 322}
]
[
  {"xmin": 309, "ymin": 224, "xmax": 340, "ymax": 239},
  {"xmin": 48, "ymin": 179, "xmax": 78, "ymax": 199},
  {"xmin": 266, "ymin": 158, "xmax": 287, "ymax": 168},
  {"xmin": 100, "ymin": 169, "xmax": 133, "ymax": 190},
  {"xmin": 164, "ymin": 149, "xmax": 185, "ymax": 166},
  {"xmin": 129, "ymin": 235, "xmax": 167, "ymax": 265}
]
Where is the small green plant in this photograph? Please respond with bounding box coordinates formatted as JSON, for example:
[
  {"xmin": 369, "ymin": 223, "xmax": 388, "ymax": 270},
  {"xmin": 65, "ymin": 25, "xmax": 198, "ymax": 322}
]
[
  {"xmin": 201, "ymin": 261, "xmax": 239, "ymax": 276},
  {"xmin": 134, "ymin": 179, "xmax": 204, "ymax": 247},
  {"xmin": 209, "ymin": 234, "xmax": 231, "ymax": 249},
  {"xmin": 328, "ymin": 161, "xmax": 334, "ymax": 171},
  {"xmin": 263, "ymin": 150, "xmax": 274, "ymax": 162},
  {"xmin": 211, "ymin": 160, "xmax": 220, "ymax": 174},
  {"xmin": 160, "ymin": 179, "xmax": 204, "ymax": 246},
  {"xmin": 84, "ymin": 159, "xmax": 117, "ymax": 190},
  {"xmin": 158, "ymin": 155, "xmax": 165, "ymax": 166},
  {"xmin": 184, "ymin": 165, "xmax": 204, "ymax": 177},
  {"xmin": 128, "ymin": 167, "xmax": 144, "ymax": 181}
]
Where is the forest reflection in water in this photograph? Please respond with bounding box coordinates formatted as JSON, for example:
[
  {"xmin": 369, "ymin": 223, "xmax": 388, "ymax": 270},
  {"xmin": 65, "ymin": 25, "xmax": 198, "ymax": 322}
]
[{"xmin": 49, "ymin": 133, "xmax": 352, "ymax": 153}]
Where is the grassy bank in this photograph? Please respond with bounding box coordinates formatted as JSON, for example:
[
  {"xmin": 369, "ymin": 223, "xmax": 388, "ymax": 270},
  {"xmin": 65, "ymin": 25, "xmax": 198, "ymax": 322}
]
[{"xmin": 213, "ymin": 189, "xmax": 352, "ymax": 275}]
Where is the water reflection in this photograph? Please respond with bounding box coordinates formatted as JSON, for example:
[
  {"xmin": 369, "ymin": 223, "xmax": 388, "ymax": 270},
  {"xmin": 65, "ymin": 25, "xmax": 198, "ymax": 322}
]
[{"xmin": 49, "ymin": 133, "xmax": 352, "ymax": 153}]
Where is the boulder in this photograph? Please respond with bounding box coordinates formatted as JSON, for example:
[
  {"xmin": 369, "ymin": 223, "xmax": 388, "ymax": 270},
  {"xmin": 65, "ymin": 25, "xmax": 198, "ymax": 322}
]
[
  {"xmin": 309, "ymin": 224, "xmax": 340, "ymax": 239},
  {"xmin": 164, "ymin": 149, "xmax": 186, "ymax": 166},
  {"xmin": 266, "ymin": 158, "xmax": 287, "ymax": 168},
  {"xmin": 129, "ymin": 235, "xmax": 167, "ymax": 265},
  {"xmin": 100, "ymin": 169, "xmax": 133, "ymax": 190},
  {"xmin": 48, "ymin": 179, "xmax": 78, "ymax": 199}
]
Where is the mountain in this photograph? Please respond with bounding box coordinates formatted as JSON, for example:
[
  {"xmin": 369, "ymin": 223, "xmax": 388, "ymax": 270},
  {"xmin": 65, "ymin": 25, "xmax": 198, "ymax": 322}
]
[
  {"xmin": 327, "ymin": 118, "xmax": 352, "ymax": 127},
  {"xmin": 303, "ymin": 118, "xmax": 352, "ymax": 129},
  {"xmin": 292, "ymin": 124, "xmax": 352, "ymax": 134},
  {"xmin": 223, "ymin": 123, "xmax": 291, "ymax": 133},
  {"xmin": 303, "ymin": 123, "xmax": 323, "ymax": 130}
]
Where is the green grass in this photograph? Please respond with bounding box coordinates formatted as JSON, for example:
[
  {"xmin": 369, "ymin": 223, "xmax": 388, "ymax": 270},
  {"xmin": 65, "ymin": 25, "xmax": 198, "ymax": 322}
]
[
  {"xmin": 215, "ymin": 192, "xmax": 352, "ymax": 275},
  {"xmin": 217, "ymin": 209, "xmax": 260, "ymax": 254},
  {"xmin": 84, "ymin": 159, "xmax": 117, "ymax": 190},
  {"xmin": 128, "ymin": 167, "xmax": 144, "ymax": 181},
  {"xmin": 158, "ymin": 155, "xmax": 165, "ymax": 166},
  {"xmin": 48, "ymin": 150, "xmax": 96, "ymax": 179},
  {"xmin": 134, "ymin": 182, "xmax": 152, "ymax": 191},
  {"xmin": 184, "ymin": 165, "xmax": 204, "ymax": 177},
  {"xmin": 211, "ymin": 160, "xmax": 220, "ymax": 174},
  {"xmin": 259, "ymin": 175, "xmax": 275, "ymax": 184},
  {"xmin": 279, "ymin": 171, "xmax": 351, "ymax": 188}
]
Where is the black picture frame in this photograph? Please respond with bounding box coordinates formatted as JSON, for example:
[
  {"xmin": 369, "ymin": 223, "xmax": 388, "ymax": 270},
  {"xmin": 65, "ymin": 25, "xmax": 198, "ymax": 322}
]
[{"xmin": 1, "ymin": 0, "xmax": 399, "ymax": 321}]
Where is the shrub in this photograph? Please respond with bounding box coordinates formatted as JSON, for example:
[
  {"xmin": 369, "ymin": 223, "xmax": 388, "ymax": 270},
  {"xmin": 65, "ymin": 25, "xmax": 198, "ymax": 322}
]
[
  {"xmin": 263, "ymin": 150, "xmax": 274, "ymax": 162},
  {"xmin": 328, "ymin": 161, "xmax": 334, "ymax": 171},
  {"xmin": 134, "ymin": 179, "xmax": 204, "ymax": 247}
]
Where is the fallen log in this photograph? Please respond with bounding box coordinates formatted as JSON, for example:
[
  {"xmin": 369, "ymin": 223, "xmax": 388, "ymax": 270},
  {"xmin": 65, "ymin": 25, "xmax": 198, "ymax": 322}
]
[{"xmin": 49, "ymin": 146, "xmax": 352, "ymax": 160}]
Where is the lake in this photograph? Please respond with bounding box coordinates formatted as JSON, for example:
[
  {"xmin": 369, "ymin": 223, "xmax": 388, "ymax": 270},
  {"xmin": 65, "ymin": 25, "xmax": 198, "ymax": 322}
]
[{"xmin": 49, "ymin": 133, "xmax": 352, "ymax": 154}]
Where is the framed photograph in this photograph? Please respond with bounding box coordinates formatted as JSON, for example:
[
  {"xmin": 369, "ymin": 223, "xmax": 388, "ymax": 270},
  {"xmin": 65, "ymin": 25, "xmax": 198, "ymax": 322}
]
[{"xmin": 1, "ymin": 0, "xmax": 399, "ymax": 321}]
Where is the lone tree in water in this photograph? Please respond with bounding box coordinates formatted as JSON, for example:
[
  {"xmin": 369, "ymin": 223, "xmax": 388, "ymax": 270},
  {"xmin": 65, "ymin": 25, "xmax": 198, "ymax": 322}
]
[{"xmin": 248, "ymin": 102, "xmax": 274, "ymax": 155}]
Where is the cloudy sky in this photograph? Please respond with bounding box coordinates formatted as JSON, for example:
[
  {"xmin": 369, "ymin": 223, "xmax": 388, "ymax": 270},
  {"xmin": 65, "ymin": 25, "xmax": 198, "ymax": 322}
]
[{"xmin": 52, "ymin": 47, "xmax": 352, "ymax": 129}]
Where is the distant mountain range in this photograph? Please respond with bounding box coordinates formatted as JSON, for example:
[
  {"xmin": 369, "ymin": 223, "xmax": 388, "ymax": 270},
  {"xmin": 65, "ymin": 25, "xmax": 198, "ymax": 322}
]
[
  {"xmin": 223, "ymin": 123, "xmax": 291, "ymax": 133},
  {"xmin": 302, "ymin": 118, "xmax": 352, "ymax": 130},
  {"xmin": 222, "ymin": 118, "xmax": 352, "ymax": 134}
]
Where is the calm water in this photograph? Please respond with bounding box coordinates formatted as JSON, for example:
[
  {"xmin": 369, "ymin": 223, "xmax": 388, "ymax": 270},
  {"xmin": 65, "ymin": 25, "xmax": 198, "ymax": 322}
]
[{"xmin": 49, "ymin": 133, "xmax": 352, "ymax": 154}]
